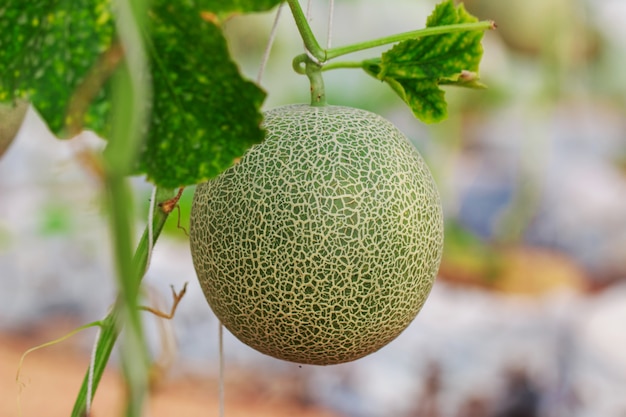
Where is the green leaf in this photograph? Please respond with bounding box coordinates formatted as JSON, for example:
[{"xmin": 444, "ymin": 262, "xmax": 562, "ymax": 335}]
[
  {"xmin": 141, "ymin": 2, "xmax": 266, "ymax": 188},
  {"xmin": 363, "ymin": 0, "xmax": 486, "ymax": 123},
  {"xmin": 0, "ymin": 0, "xmax": 116, "ymax": 135},
  {"xmin": 1, "ymin": 0, "xmax": 270, "ymax": 188}
]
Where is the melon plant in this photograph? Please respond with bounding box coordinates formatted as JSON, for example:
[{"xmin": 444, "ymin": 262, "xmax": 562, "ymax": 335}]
[
  {"xmin": 3, "ymin": 0, "xmax": 492, "ymax": 413},
  {"xmin": 190, "ymin": 104, "xmax": 444, "ymax": 365},
  {"xmin": 187, "ymin": 0, "xmax": 492, "ymax": 366}
]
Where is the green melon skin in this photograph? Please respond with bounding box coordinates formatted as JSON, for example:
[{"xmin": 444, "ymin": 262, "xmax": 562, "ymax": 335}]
[{"xmin": 190, "ymin": 104, "xmax": 444, "ymax": 365}]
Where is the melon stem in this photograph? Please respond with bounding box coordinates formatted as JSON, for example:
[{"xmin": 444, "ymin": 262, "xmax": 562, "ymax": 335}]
[{"xmin": 305, "ymin": 60, "xmax": 326, "ymax": 106}]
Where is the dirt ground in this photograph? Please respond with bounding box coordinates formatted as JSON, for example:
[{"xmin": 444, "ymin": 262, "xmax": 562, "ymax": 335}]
[{"xmin": 0, "ymin": 328, "xmax": 342, "ymax": 417}]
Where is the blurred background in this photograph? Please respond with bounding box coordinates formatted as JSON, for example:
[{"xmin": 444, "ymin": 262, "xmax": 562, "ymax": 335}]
[{"xmin": 1, "ymin": 0, "xmax": 625, "ymax": 416}]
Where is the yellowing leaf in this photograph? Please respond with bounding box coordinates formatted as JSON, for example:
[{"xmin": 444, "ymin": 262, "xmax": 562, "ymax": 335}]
[
  {"xmin": 0, "ymin": 0, "xmax": 273, "ymax": 187},
  {"xmin": 140, "ymin": 2, "xmax": 267, "ymax": 187},
  {"xmin": 363, "ymin": 0, "xmax": 487, "ymax": 123}
]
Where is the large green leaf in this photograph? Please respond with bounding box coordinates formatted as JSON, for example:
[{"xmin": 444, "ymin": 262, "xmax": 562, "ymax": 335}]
[
  {"xmin": 0, "ymin": 0, "xmax": 115, "ymax": 135},
  {"xmin": 141, "ymin": 2, "xmax": 266, "ymax": 187},
  {"xmin": 363, "ymin": 0, "xmax": 486, "ymax": 123},
  {"xmin": 0, "ymin": 0, "xmax": 280, "ymax": 187}
]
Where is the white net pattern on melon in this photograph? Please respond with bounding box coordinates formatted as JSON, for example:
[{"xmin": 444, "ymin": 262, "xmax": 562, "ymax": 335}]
[{"xmin": 190, "ymin": 105, "xmax": 444, "ymax": 365}]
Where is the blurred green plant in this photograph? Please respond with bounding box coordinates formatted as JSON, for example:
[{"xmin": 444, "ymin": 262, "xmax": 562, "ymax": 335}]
[{"xmin": 38, "ymin": 202, "xmax": 74, "ymax": 236}]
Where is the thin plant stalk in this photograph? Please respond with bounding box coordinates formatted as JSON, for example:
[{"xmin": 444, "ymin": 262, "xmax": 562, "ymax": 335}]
[
  {"xmin": 286, "ymin": 0, "xmax": 324, "ymax": 61},
  {"xmin": 102, "ymin": 0, "xmax": 152, "ymax": 415},
  {"xmin": 305, "ymin": 60, "xmax": 326, "ymax": 106},
  {"xmin": 71, "ymin": 187, "xmax": 178, "ymax": 417}
]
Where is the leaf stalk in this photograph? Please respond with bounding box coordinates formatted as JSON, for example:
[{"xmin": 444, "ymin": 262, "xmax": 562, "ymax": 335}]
[
  {"xmin": 326, "ymin": 20, "xmax": 494, "ymax": 60},
  {"xmin": 287, "ymin": 4, "xmax": 493, "ymax": 75}
]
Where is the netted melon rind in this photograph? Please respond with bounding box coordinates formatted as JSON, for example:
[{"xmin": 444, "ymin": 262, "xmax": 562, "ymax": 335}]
[{"xmin": 190, "ymin": 104, "xmax": 443, "ymax": 365}]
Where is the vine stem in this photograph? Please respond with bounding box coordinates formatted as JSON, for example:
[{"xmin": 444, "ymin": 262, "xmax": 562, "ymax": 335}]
[
  {"xmin": 70, "ymin": 187, "xmax": 180, "ymax": 417},
  {"xmin": 286, "ymin": 0, "xmax": 493, "ymax": 106},
  {"xmin": 100, "ymin": 0, "xmax": 152, "ymax": 414},
  {"xmin": 286, "ymin": 0, "xmax": 325, "ymax": 62},
  {"xmin": 305, "ymin": 61, "xmax": 326, "ymax": 106},
  {"xmin": 287, "ymin": 0, "xmax": 494, "ymax": 63}
]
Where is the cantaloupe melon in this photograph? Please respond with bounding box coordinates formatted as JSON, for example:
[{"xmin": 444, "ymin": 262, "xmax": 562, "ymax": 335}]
[{"xmin": 190, "ymin": 104, "xmax": 443, "ymax": 365}]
